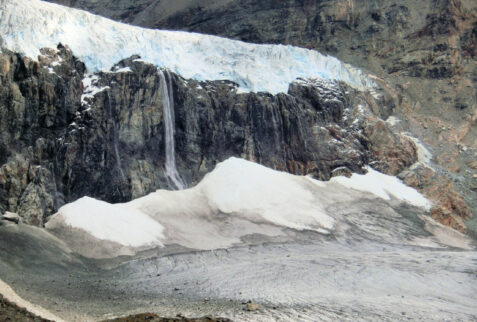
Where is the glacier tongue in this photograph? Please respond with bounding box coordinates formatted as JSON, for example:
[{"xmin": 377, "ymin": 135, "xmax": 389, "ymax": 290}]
[{"xmin": 0, "ymin": 0, "xmax": 374, "ymax": 94}]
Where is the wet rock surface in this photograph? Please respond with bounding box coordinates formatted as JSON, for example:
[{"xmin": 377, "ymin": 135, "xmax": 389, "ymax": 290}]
[{"xmin": 0, "ymin": 45, "xmax": 414, "ymax": 226}]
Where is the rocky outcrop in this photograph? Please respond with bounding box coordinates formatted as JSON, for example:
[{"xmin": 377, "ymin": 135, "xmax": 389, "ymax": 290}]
[
  {"xmin": 0, "ymin": 44, "xmax": 85, "ymax": 225},
  {"xmin": 45, "ymin": 0, "xmax": 476, "ymax": 233},
  {"xmin": 399, "ymin": 165, "xmax": 472, "ymax": 233},
  {"xmin": 0, "ymin": 43, "xmax": 416, "ymax": 225}
]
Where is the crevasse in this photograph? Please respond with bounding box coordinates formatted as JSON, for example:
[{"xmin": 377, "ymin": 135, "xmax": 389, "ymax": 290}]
[{"xmin": 0, "ymin": 0, "xmax": 375, "ymax": 94}]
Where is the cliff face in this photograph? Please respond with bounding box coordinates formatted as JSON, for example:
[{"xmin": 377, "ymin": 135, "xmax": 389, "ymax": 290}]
[
  {"xmin": 45, "ymin": 0, "xmax": 477, "ymax": 234},
  {"xmin": 0, "ymin": 44, "xmax": 416, "ymax": 226}
]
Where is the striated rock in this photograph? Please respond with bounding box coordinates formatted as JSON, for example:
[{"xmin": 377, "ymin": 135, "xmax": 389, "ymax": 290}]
[
  {"xmin": 426, "ymin": 180, "xmax": 472, "ymax": 233},
  {"xmin": 430, "ymin": 208, "xmax": 467, "ymax": 234}
]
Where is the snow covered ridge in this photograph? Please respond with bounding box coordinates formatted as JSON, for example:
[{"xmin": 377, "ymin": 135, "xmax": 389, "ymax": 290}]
[
  {"xmin": 0, "ymin": 0, "xmax": 374, "ymax": 94},
  {"xmin": 45, "ymin": 158, "xmax": 437, "ymax": 253}
]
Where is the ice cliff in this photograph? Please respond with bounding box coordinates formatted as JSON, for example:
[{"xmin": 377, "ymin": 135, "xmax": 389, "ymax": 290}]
[{"xmin": 0, "ymin": 0, "xmax": 374, "ymax": 94}]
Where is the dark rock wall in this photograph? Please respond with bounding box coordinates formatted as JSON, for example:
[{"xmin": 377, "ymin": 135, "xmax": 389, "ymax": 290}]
[
  {"xmin": 0, "ymin": 45, "xmax": 85, "ymax": 225},
  {"xmin": 0, "ymin": 45, "xmax": 415, "ymax": 225}
]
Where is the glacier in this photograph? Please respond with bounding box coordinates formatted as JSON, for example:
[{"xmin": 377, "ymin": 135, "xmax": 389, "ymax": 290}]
[{"xmin": 0, "ymin": 0, "xmax": 374, "ymax": 94}]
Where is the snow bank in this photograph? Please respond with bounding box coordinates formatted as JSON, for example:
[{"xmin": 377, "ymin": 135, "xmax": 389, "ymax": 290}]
[
  {"xmin": 198, "ymin": 157, "xmax": 334, "ymax": 231},
  {"xmin": 330, "ymin": 167, "xmax": 432, "ymax": 210},
  {"xmin": 0, "ymin": 0, "xmax": 374, "ymax": 94},
  {"xmin": 46, "ymin": 158, "xmax": 435, "ymax": 253},
  {"xmin": 53, "ymin": 197, "xmax": 165, "ymax": 247}
]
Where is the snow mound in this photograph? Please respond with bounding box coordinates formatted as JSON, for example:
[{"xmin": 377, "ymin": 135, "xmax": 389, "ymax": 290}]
[
  {"xmin": 0, "ymin": 0, "xmax": 374, "ymax": 94},
  {"xmin": 50, "ymin": 197, "xmax": 165, "ymax": 247},
  {"xmin": 46, "ymin": 158, "xmax": 437, "ymax": 255},
  {"xmin": 198, "ymin": 157, "xmax": 334, "ymax": 231}
]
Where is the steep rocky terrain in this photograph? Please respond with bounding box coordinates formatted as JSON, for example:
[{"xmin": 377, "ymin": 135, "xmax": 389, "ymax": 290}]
[
  {"xmin": 0, "ymin": 42, "xmax": 414, "ymax": 226},
  {"xmin": 0, "ymin": 2, "xmax": 476, "ymax": 321},
  {"xmin": 46, "ymin": 0, "xmax": 477, "ymax": 234}
]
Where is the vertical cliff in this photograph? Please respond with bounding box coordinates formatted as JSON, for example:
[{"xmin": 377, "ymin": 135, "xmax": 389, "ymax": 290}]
[{"xmin": 44, "ymin": 0, "xmax": 477, "ymax": 233}]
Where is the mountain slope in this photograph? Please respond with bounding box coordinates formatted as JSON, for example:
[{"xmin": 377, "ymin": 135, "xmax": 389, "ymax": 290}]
[
  {"xmin": 45, "ymin": 0, "xmax": 477, "ymax": 234},
  {"xmin": 0, "ymin": 0, "xmax": 419, "ymax": 227}
]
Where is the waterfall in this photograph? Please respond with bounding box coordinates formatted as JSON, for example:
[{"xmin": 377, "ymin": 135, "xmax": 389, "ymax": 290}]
[
  {"xmin": 270, "ymin": 105, "xmax": 281, "ymax": 150},
  {"xmin": 106, "ymin": 91, "xmax": 126, "ymax": 182},
  {"xmin": 158, "ymin": 69, "xmax": 186, "ymax": 190}
]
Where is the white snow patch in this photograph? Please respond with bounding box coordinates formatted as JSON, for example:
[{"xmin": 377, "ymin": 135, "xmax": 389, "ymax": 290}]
[
  {"xmin": 0, "ymin": 0, "xmax": 375, "ymax": 94},
  {"xmin": 111, "ymin": 66, "xmax": 132, "ymax": 73},
  {"xmin": 331, "ymin": 167, "xmax": 432, "ymax": 210},
  {"xmin": 50, "ymin": 55, "xmax": 62, "ymax": 66},
  {"xmin": 47, "ymin": 159, "xmax": 337, "ymax": 252},
  {"xmin": 81, "ymin": 74, "xmax": 109, "ymax": 105},
  {"xmin": 198, "ymin": 157, "xmax": 335, "ymax": 231},
  {"xmin": 357, "ymin": 104, "xmax": 365, "ymax": 114},
  {"xmin": 54, "ymin": 196, "xmax": 165, "ymax": 247}
]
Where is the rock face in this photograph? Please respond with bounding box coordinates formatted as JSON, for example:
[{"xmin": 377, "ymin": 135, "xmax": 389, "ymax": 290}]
[
  {"xmin": 0, "ymin": 43, "xmax": 416, "ymax": 226},
  {"xmin": 45, "ymin": 0, "xmax": 476, "ymax": 234}
]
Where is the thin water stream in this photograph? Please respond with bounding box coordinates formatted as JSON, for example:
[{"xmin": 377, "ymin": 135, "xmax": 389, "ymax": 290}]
[{"xmin": 158, "ymin": 70, "xmax": 186, "ymax": 190}]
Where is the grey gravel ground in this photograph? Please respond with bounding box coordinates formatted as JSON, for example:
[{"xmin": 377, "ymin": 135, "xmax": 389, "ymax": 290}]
[{"xmin": 0, "ymin": 215, "xmax": 476, "ymax": 322}]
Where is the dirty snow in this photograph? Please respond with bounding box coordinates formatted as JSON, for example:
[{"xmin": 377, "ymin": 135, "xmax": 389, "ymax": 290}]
[
  {"xmin": 330, "ymin": 166, "xmax": 432, "ymax": 210},
  {"xmin": 45, "ymin": 158, "xmax": 441, "ymax": 252}
]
